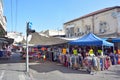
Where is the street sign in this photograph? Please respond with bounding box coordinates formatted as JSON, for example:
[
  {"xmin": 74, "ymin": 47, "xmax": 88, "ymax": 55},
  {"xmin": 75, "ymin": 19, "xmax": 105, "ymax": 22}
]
[{"xmin": 28, "ymin": 22, "xmax": 32, "ymax": 29}]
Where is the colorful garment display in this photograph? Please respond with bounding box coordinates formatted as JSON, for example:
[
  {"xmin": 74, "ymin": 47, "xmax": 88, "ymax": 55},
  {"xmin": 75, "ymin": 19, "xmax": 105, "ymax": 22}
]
[
  {"xmin": 62, "ymin": 48, "xmax": 67, "ymax": 54},
  {"xmin": 57, "ymin": 52, "xmax": 113, "ymax": 73},
  {"xmin": 73, "ymin": 49, "xmax": 78, "ymax": 55}
]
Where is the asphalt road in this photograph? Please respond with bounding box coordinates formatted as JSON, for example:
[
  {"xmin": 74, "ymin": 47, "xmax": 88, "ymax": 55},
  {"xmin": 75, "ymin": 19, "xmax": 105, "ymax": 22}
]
[
  {"xmin": 0, "ymin": 53, "xmax": 120, "ymax": 80},
  {"xmin": 29, "ymin": 61, "xmax": 120, "ymax": 80},
  {"xmin": 0, "ymin": 53, "xmax": 31, "ymax": 80}
]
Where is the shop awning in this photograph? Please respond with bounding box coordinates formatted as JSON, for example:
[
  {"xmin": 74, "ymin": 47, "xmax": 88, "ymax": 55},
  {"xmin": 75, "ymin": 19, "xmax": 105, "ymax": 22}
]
[{"xmin": 112, "ymin": 38, "xmax": 120, "ymax": 42}]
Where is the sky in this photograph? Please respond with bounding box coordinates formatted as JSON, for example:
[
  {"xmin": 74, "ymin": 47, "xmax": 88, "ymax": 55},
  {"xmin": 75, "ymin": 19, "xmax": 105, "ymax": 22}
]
[{"xmin": 3, "ymin": 0, "xmax": 120, "ymax": 36}]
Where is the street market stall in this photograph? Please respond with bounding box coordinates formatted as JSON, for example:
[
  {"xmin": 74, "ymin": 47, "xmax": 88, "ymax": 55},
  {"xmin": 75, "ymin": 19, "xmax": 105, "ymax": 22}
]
[
  {"xmin": 69, "ymin": 33, "xmax": 113, "ymax": 47},
  {"xmin": 65, "ymin": 33, "xmax": 114, "ymax": 73}
]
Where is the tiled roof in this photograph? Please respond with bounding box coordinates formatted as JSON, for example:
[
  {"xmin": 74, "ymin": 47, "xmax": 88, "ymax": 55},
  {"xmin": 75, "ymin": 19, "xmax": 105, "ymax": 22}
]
[{"xmin": 64, "ymin": 6, "xmax": 120, "ymax": 24}]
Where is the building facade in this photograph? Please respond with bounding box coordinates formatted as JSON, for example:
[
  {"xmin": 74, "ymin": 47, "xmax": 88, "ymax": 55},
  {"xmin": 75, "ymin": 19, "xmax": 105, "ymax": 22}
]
[
  {"xmin": 0, "ymin": 0, "xmax": 7, "ymax": 50},
  {"xmin": 0, "ymin": 0, "xmax": 7, "ymax": 37},
  {"xmin": 64, "ymin": 6, "xmax": 120, "ymax": 38},
  {"xmin": 40, "ymin": 29, "xmax": 65, "ymax": 37},
  {"xmin": 7, "ymin": 32, "xmax": 23, "ymax": 43}
]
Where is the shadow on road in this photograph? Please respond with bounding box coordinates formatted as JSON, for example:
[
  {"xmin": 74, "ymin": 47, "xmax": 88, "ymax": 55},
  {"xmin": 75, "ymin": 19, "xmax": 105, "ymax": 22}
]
[{"xmin": 29, "ymin": 61, "xmax": 89, "ymax": 74}]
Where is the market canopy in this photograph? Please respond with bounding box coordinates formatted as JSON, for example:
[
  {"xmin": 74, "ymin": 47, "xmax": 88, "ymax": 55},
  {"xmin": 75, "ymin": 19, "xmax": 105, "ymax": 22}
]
[
  {"xmin": 29, "ymin": 32, "xmax": 68, "ymax": 46},
  {"xmin": 69, "ymin": 33, "xmax": 114, "ymax": 46},
  {"xmin": 112, "ymin": 38, "xmax": 120, "ymax": 42},
  {"xmin": 0, "ymin": 37, "xmax": 14, "ymax": 44}
]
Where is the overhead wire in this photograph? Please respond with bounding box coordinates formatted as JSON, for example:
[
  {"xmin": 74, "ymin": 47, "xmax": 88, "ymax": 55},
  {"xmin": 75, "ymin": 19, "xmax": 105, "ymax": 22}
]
[
  {"xmin": 10, "ymin": 0, "xmax": 18, "ymax": 32},
  {"xmin": 11, "ymin": 0, "xmax": 13, "ymax": 32},
  {"xmin": 15, "ymin": 0, "xmax": 18, "ymax": 31}
]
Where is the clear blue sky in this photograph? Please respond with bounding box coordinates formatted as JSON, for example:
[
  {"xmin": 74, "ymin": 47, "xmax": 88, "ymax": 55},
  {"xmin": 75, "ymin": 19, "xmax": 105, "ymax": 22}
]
[{"xmin": 3, "ymin": 0, "xmax": 120, "ymax": 35}]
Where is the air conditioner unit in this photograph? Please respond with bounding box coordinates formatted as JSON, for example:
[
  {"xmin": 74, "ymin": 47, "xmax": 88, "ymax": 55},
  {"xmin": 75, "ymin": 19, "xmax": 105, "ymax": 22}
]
[
  {"xmin": 78, "ymin": 32, "xmax": 84, "ymax": 36},
  {"xmin": 111, "ymin": 12, "xmax": 117, "ymax": 18}
]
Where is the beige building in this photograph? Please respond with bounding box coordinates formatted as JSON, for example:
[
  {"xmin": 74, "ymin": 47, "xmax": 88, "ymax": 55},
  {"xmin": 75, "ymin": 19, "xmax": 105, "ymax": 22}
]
[
  {"xmin": 0, "ymin": 0, "xmax": 7, "ymax": 49},
  {"xmin": 0, "ymin": 0, "xmax": 7, "ymax": 37},
  {"xmin": 64, "ymin": 6, "xmax": 120, "ymax": 38}
]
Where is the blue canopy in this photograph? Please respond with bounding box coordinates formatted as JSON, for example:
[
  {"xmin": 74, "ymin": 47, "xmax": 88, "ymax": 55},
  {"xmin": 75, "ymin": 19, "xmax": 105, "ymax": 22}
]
[
  {"xmin": 69, "ymin": 33, "xmax": 113, "ymax": 46},
  {"xmin": 112, "ymin": 38, "xmax": 120, "ymax": 42}
]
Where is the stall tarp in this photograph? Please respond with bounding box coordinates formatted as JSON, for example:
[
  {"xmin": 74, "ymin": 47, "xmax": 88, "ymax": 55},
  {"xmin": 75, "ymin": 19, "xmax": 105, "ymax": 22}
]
[
  {"xmin": 0, "ymin": 37, "xmax": 14, "ymax": 44},
  {"xmin": 28, "ymin": 32, "xmax": 68, "ymax": 46},
  {"xmin": 69, "ymin": 33, "xmax": 113, "ymax": 46}
]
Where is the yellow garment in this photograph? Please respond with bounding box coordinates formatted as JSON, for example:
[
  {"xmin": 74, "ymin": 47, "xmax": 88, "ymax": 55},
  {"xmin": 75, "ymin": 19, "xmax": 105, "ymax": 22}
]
[
  {"xmin": 32, "ymin": 48, "xmax": 34, "ymax": 52},
  {"xmin": 89, "ymin": 49, "xmax": 94, "ymax": 56},
  {"xmin": 73, "ymin": 49, "xmax": 78, "ymax": 55},
  {"xmin": 98, "ymin": 50, "xmax": 102, "ymax": 54},
  {"xmin": 62, "ymin": 48, "xmax": 66, "ymax": 54},
  {"xmin": 114, "ymin": 50, "xmax": 116, "ymax": 54}
]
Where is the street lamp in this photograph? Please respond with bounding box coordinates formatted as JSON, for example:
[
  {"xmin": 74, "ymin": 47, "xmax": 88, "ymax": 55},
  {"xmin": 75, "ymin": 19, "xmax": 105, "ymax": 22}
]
[{"xmin": 26, "ymin": 22, "xmax": 35, "ymax": 72}]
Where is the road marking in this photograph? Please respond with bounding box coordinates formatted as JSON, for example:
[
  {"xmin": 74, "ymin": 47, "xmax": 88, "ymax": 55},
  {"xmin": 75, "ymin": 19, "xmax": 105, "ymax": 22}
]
[
  {"xmin": 28, "ymin": 73, "xmax": 35, "ymax": 80},
  {"xmin": 0, "ymin": 70, "xmax": 5, "ymax": 80},
  {"xmin": 19, "ymin": 75, "xmax": 26, "ymax": 80}
]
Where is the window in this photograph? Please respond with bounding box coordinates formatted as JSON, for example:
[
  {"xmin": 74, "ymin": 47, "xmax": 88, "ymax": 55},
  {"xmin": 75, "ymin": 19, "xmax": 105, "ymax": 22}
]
[
  {"xmin": 77, "ymin": 28, "xmax": 80, "ymax": 32},
  {"xmin": 99, "ymin": 21, "xmax": 109, "ymax": 33},
  {"xmin": 85, "ymin": 25, "xmax": 91, "ymax": 34}
]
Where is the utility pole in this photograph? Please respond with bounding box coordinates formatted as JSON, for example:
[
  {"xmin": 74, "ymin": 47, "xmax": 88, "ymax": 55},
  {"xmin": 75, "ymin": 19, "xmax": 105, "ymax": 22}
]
[
  {"xmin": 26, "ymin": 22, "xmax": 35, "ymax": 72},
  {"xmin": 26, "ymin": 22, "xmax": 29, "ymax": 72},
  {"xmin": 57, "ymin": 27, "xmax": 59, "ymax": 37}
]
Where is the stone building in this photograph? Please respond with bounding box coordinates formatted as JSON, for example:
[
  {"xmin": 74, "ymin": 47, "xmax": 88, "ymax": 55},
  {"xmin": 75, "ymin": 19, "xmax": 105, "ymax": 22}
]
[{"xmin": 64, "ymin": 6, "xmax": 120, "ymax": 39}]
